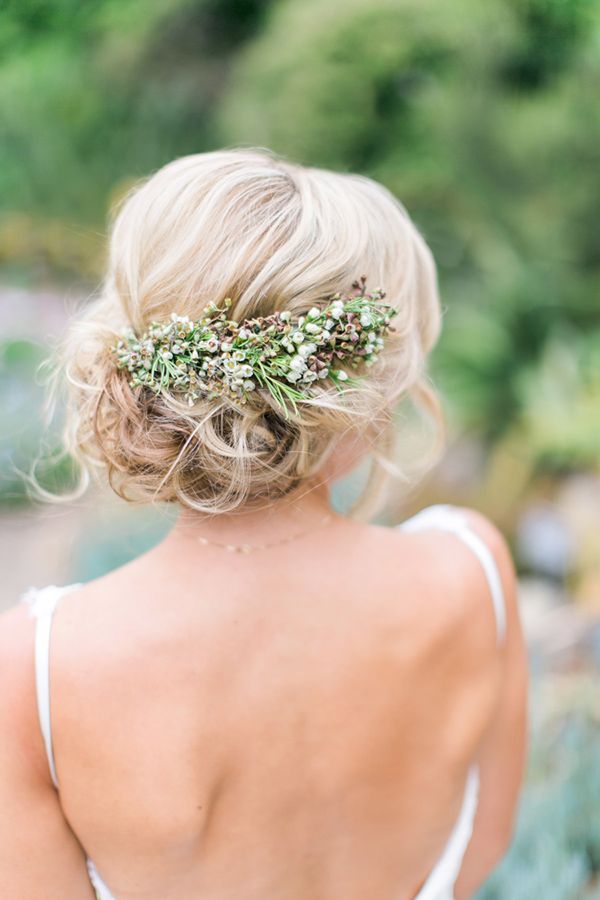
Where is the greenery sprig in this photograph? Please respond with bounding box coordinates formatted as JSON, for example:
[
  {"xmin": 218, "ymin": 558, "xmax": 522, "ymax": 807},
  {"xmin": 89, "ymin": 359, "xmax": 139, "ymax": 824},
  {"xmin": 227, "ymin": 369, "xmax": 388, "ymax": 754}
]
[{"xmin": 113, "ymin": 277, "xmax": 397, "ymax": 419}]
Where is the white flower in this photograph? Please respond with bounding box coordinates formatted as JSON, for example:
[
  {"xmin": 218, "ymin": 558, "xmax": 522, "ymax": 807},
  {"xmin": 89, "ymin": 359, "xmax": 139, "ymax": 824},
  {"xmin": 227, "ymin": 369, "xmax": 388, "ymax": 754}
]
[
  {"xmin": 337, "ymin": 370, "xmax": 349, "ymax": 381},
  {"xmin": 330, "ymin": 306, "xmax": 344, "ymax": 319},
  {"xmin": 279, "ymin": 311, "xmax": 291, "ymax": 322},
  {"xmin": 238, "ymin": 327, "xmax": 251, "ymax": 339},
  {"xmin": 298, "ymin": 342, "xmax": 317, "ymax": 358},
  {"xmin": 289, "ymin": 355, "xmax": 307, "ymax": 371},
  {"xmin": 243, "ymin": 379, "xmax": 255, "ymax": 390},
  {"xmin": 233, "ymin": 349, "xmax": 246, "ymax": 361},
  {"xmin": 221, "ymin": 341, "xmax": 233, "ymax": 352},
  {"xmin": 360, "ymin": 314, "xmax": 372, "ymax": 327},
  {"xmin": 304, "ymin": 323, "xmax": 321, "ymax": 334},
  {"xmin": 307, "ymin": 307, "xmax": 320, "ymax": 320},
  {"xmin": 241, "ymin": 364, "xmax": 254, "ymax": 378},
  {"xmin": 291, "ymin": 331, "xmax": 304, "ymax": 344}
]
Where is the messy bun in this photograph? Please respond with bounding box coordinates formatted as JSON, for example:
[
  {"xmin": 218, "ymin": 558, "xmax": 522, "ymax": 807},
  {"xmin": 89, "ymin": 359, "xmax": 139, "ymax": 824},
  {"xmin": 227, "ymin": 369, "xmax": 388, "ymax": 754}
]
[{"xmin": 51, "ymin": 148, "xmax": 442, "ymax": 518}]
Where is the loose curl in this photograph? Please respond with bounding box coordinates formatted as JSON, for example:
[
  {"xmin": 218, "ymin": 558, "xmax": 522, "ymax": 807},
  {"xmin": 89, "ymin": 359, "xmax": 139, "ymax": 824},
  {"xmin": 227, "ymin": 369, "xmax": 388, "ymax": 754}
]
[{"xmin": 44, "ymin": 147, "xmax": 443, "ymax": 519}]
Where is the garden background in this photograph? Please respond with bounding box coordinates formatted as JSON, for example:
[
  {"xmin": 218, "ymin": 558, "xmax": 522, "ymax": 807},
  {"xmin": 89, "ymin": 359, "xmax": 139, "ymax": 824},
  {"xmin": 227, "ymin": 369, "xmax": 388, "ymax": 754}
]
[{"xmin": 1, "ymin": 1, "xmax": 599, "ymax": 896}]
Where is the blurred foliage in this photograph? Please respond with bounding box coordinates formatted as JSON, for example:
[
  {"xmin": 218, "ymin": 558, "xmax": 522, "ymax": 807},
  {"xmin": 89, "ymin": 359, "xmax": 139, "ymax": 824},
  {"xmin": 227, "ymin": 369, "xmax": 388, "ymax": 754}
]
[
  {"xmin": 70, "ymin": 503, "xmax": 174, "ymax": 581},
  {"xmin": 477, "ymin": 690, "xmax": 600, "ymax": 898},
  {"xmin": 0, "ymin": 337, "xmax": 76, "ymax": 504},
  {"xmin": 0, "ymin": 0, "xmax": 598, "ymax": 496},
  {"xmin": 0, "ymin": 0, "xmax": 274, "ymax": 223}
]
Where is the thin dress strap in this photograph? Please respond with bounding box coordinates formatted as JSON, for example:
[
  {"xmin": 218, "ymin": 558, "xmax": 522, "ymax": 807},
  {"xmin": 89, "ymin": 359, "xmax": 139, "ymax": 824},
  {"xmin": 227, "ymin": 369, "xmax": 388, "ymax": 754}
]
[
  {"xmin": 401, "ymin": 504, "xmax": 507, "ymax": 898},
  {"xmin": 399, "ymin": 504, "xmax": 507, "ymax": 645},
  {"xmin": 21, "ymin": 584, "xmax": 82, "ymax": 790}
]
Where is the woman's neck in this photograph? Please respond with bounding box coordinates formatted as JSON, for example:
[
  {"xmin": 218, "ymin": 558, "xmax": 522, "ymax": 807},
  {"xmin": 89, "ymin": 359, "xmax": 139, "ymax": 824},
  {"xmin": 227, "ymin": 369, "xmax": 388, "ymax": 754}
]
[{"xmin": 165, "ymin": 479, "xmax": 339, "ymax": 551}]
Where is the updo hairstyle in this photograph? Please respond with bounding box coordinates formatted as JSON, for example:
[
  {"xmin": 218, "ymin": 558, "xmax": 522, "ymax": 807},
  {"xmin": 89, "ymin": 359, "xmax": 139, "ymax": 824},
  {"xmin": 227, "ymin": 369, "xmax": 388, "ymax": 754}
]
[{"xmin": 54, "ymin": 148, "xmax": 442, "ymax": 518}]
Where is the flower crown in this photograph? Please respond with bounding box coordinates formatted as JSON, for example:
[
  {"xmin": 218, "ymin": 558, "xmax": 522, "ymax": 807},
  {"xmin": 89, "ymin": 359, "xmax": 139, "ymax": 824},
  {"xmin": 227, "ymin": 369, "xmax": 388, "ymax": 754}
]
[{"xmin": 112, "ymin": 276, "xmax": 398, "ymax": 419}]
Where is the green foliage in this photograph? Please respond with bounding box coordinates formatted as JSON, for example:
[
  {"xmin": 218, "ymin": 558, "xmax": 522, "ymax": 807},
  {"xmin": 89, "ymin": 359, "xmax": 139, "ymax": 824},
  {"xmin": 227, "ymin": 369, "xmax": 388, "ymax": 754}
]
[
  {"xmin": 70, "ymin": 504, "xmax": 174, "ymax": 581},
  {"xmin": 0, "ymin": 338, "xmax": 76, "ymax": 504},
  {"xmin": 0, "ymin": 0, "xmax": 273, "ymax": 223},
  {"xmin": 477, "ymin": 710, "xmax": 600, "ymax": 898}
]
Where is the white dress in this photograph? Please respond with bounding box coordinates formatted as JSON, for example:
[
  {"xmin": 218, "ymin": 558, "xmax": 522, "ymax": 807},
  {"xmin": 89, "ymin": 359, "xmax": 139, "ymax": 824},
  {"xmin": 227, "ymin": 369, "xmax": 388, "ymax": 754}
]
[{"xmin": 21, "ymin": 504, "xmax": 506, "ymax": 900}]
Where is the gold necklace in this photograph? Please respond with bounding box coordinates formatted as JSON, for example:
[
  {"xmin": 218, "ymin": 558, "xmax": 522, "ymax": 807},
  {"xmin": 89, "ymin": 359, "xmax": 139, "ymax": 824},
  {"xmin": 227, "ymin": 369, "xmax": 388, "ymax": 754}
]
[{"xmin": 195, "ymin": 512, "xmax": 334, "ymax": 554}]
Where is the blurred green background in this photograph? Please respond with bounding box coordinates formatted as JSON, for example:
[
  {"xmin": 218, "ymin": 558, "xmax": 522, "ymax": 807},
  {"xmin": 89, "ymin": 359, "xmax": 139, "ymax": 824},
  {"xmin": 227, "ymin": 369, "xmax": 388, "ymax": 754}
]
[{"xmin": 1, "ymin": 1, "xmax": 599, "ymax": 895}]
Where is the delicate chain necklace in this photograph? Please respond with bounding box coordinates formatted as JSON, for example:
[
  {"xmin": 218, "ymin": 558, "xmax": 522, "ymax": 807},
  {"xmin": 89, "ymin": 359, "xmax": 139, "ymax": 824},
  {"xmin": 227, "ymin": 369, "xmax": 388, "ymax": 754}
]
[{"xmin": 196, "ymin": 512, "xmax": 334, "ymax": 554}]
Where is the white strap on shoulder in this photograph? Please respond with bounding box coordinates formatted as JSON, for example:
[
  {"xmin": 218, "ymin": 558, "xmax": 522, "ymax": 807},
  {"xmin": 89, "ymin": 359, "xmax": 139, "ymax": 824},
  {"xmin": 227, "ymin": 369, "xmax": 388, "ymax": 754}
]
[
  {"xmin": 399, "ymin": 505, "xmax": 507, "ymax": 645},
  {"xmin": 21, "ymin": 584, "xmax": 82, "ymax": 791}
]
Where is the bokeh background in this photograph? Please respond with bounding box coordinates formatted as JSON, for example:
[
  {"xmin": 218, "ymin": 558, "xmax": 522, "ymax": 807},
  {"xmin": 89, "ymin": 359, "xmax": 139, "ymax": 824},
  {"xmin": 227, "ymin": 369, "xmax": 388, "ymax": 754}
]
[{"xmin": 1, "ymin": 1, "xmax": 599, "ymax": 896}]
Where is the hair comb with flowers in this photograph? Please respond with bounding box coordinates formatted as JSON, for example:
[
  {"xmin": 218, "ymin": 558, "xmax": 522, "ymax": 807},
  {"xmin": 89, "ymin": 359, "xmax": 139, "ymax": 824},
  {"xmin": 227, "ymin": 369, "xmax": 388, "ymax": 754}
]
[{"xmin": 113, "ymin": 276, "xmax": 397, "ymax": 419}]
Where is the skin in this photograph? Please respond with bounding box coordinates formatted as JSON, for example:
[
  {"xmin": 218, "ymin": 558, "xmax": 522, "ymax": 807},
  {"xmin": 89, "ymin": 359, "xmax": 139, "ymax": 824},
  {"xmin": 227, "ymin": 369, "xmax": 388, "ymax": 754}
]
[{"xmin": 0, "ymin": 441, "xmax": 527, "ymax": 899}]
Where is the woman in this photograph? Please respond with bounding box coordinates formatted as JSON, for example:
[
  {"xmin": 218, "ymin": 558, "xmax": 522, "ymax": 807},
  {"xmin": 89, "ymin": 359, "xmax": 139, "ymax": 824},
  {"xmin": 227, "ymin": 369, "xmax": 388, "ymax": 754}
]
[{"xmin": 0, "ymin": 149, "xmax": 527, "ymax": 899}]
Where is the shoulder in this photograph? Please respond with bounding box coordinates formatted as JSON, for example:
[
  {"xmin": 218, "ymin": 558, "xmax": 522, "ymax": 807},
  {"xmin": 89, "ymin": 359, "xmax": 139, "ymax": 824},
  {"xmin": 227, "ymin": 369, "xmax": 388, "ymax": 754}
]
[
  {"xmin": 359, "ymin": 506, "xmax": 522, "ymax": 758},
  {"xmin": 0, "ymin": 597, "xmax": 47, "ymax": 781},
  {"xmin": 0, "ymin": 598, "xmax": 100, "ymax": 893},
  {"xmin": 0, "ymin": 598, "xmax": 36, "ymax": 707},
  {"xmin": 449, "ymin": 505, "xmax": 515, "ymax": 578},
  {"xmin": 377, "ymin": 504, "xmax": 518, "ymax": 660},
  {"xmin": 436, "ymin": 505, "xmax": 519, "ymax": 649}
]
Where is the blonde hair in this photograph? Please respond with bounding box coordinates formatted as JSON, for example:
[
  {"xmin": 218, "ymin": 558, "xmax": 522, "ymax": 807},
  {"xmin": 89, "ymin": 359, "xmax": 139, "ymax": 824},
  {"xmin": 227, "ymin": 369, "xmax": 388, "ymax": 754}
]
[{"xmin": 51, "ymin": 147, "xmax": 442, "ymax": 519}]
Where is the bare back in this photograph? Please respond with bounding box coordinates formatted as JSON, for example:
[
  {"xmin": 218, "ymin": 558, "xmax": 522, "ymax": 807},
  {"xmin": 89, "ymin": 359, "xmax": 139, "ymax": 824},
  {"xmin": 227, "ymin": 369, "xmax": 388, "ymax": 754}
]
[{"xmin": 34, "ymin": 510, "xmax": 506, "ymax": 899}]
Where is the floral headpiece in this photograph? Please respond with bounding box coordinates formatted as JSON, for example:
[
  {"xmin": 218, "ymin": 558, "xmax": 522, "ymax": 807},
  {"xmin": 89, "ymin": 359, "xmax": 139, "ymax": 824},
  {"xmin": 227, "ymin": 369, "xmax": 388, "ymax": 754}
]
[{"xmin": 112, "ymin": 276, "xmax": 397, "ymax": 419}]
